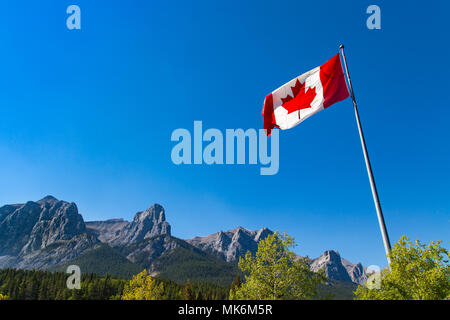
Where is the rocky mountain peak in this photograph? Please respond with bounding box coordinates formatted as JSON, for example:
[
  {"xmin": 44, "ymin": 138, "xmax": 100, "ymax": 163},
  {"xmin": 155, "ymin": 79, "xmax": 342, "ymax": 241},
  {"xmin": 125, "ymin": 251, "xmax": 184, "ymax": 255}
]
[
  {"xmin": 324, "ymin": 250, "xmax": 342, "ymax": 263},
  {"xmin": 186, "ymin": 226, "xmax": 273, "ymax": 262},
  {"xmin": 125, "ymin": 204, "xmax": 170, "ymax": 242},
  {"xmin": 0, "ymin": 197, "xmax": 95, "ymax": 268},
  {"xmin": 134, "ymin": 203, "xmax": 165, "ymax": 224},
  {"xmin": 255, "ymin": 227, "xmax": 272, "ymax": 242},
  {"xmin": 311, "ymin": 250, "xmax": 351, "ymax": 282},
  {"xmin": 311, "ymin": 250, "xmax": 368, "ymax": 284},
  {"xmin": 232, "ymin": 226, "xmax": 247, "ymax": 239},
  {"xmin": 342, "ymin": 260, "xmax": 367, "ymax": 284},
  {"xmin": 215, "ymin": 230, "xmax": 227, "ymax": 241},
  {"xmin": 86, "ymin": 203, "xmax": 171, "ymax": 246},
  {"xmin": 36, "ymin": 195, "xmax": 59, "ymax": 206}
]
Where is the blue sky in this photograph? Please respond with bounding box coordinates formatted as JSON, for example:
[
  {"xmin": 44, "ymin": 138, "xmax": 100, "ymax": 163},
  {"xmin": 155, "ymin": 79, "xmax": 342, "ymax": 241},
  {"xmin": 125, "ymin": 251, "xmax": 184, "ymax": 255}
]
[{"xmin": 0, "ymin": 0, "xmax": 448, "ymax": 268}]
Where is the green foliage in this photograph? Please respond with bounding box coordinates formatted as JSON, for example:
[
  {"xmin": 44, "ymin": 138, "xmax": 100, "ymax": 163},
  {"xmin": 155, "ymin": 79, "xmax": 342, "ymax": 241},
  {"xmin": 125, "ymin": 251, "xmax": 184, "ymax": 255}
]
[
  {"xmin": 187, "ymin": 281, "xmax": 229, "ymax": 300},
  {"xmin": 230, "ymin": 232, "xmax": 326, "ymax": 300},
  {"xmin": 117, "ymin": 235, "xmax": 238, "ymax": 286},
  {"xmin": 154, "ymin": 245, "xmax": 239, "ymax": 286},
  {"xmin": 317, "ymin": 280, "xmax": 357, "ymax": 300},
  {"xmin": 55, "ymin": 244, "xmax": 142, "ymax": 279},
  {"xmin": 229, "ymin": 274, "xmax": 241, "ymax": 297},
  {"xmin": 0, "ymin": 268, "xmax": 229, "ymax": 300},
  {"xmin": 55, "ymin": 235, "xmax": 239, "ymax": 286},
  {"xmin": 0, "ymin": 269, "xmax": 125, "ymax": 300},
  {"xmin": 183, "ymin": 279, "xmax": 194, "ymax": 300},
  {"xmin": 121, "ymin": 270, "xmax": 165, "ymax": 300},
  {"xmin": 355, "ymin": 236, "xmax": 450, "ymax": 300},
  {"xmin": 0, "ymin": 293, "xmax": 9, "ymax": 300}
]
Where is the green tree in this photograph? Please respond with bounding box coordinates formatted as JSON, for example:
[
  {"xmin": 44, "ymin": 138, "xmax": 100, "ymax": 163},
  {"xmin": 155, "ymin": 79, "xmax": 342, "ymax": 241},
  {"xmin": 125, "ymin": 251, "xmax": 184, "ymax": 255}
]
[
  {"xmin": 355, "ymin": 236, "xmax": 450, "ymax": 300},
  {"xmin": 229, "ymin": 274, "xmax": 241, "ymax": 298},
  {"xmin": 0, "ymin": 293, "xmax": 9, "ymax": 300},
  {"xmin": 230, "ymin": 232, "xmax": 326, "ymax": 300},
  {"xmin": 121, "ymin": 270, "xmax": 164, "ymax": 300},
  {"xmin": 183, "ymin": 279, "xmax": 194, "ymax": 300}
]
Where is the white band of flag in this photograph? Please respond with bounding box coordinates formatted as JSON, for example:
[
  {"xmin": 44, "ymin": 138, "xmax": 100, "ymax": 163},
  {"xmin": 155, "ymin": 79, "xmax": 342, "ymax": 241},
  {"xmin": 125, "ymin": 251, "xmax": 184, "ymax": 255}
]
[{"xmin": 262, "ymin": 53, "xmax": 349, "ymax": 136}]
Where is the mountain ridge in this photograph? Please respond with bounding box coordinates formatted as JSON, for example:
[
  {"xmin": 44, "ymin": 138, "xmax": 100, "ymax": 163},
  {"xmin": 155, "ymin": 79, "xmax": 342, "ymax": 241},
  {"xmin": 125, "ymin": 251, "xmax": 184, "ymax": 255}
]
[
  {"xmin": 0, "ymin": 196, "xmax": 367, "ymax": 286},
  {"xmin": 186, "ymin": 226, "xmax": 273, "ymax": 262}
]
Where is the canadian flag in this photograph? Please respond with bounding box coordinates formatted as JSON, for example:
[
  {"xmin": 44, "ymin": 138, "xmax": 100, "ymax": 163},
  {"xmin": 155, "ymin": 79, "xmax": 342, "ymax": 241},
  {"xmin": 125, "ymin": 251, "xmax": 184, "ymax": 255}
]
[{"xmin": 262, "ymin": 53, "xmax": 349, "ymax": 136}]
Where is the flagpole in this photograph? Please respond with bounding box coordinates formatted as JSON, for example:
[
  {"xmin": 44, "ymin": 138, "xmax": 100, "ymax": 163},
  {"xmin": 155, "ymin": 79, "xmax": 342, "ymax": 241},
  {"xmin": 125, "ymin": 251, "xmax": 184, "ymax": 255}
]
[{"xmin": 339, "ymin": 45, "xmax": 392, "ymax": 266}]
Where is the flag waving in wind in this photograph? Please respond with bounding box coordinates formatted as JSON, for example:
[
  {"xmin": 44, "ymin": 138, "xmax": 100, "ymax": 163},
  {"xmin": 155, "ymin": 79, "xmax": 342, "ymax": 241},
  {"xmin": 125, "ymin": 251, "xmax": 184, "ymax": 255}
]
[
  {"xmin": 261, "ymin": 47, "xmax": 394, "ymax": 265},
  {"xmin": 262, "ymin": 53, "xmax": 349, "ymax": 136}
]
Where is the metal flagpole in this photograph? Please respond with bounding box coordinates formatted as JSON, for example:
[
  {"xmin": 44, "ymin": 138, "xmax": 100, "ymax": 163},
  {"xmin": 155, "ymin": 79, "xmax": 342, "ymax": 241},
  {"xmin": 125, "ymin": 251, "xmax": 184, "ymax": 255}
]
[{"xmin": 339, "ymin": 45, "xmax": 392, "ymax": 266}]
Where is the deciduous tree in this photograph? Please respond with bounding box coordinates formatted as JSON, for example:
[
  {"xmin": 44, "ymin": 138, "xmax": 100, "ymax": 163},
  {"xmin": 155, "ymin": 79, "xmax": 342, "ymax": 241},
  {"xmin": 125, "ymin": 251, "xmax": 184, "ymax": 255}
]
[
  {"xmin": 121, "ymin": 270, "xmax": 164, "ymax": 300},
  {"xmin": 355, "ymin": 236, "xmax": 449, "ymax": 300},
  {"xmin": 230, "ymin": 232, "xmax": 325, "ymax": 300}
]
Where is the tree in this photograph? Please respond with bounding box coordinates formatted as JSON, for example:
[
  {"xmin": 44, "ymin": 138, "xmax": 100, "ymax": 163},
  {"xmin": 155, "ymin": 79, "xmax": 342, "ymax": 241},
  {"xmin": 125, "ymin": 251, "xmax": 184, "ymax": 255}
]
[
  {"xmin": 230, "ymin": 232, "xmax": 326, "ymax": 300},
  {"xmin": 355, "ymin": 236, "xmax": 450, "ymax": 300},
  {"xmin": 0, "ymin": 293, "xmax": 9, "ymax": 300},
  {"xmin": 229, "ymin": 274, "xmax": 241, "ymax": 297},
  {"xmin": 183, "ymin": 279, "xmax": 194, "ymax": 300},
  {"xmin": 121, "ymin": 270, "xmax": 164, "ymax": 300}
]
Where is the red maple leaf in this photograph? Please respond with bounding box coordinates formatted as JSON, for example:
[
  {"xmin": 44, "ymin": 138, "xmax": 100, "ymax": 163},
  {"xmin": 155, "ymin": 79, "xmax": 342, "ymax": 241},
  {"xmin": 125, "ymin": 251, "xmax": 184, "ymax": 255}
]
[{"xmin": 281, "ymin": 79, "xmax": 317, "ymax": 117}]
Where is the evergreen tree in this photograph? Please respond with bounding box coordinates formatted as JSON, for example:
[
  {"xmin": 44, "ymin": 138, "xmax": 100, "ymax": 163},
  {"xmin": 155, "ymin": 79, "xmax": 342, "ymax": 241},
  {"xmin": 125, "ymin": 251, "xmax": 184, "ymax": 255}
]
[
  {"xmin": 0, "ymin": 268, "xmax": 230, "ymax": 300},
  {"xmin": 230, "ymin": 274, "xmax": 241, "ymax": 297},
  {"xmin": 183, "ymin": 279, "xmax": 194, "ymax": 300}
]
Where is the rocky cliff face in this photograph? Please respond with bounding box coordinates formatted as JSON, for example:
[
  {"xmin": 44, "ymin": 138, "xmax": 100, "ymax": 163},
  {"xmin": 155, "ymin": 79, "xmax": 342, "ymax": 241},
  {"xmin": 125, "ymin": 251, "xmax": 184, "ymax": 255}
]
[
  {"xmin": 86, "ymin": 203, "xmax": 171, "ymax": 246},
  {"xmin": 0, "ymin": 196, "xmax": 98, "ymax": 269},
  {"xmin": 119, "ymin": 234, "xmax": 180, "ymax": 270},
  {"xmin": 85, "ymin": 219, "xmax": 129, "ymax": 243},
  {"xmin": 85, "ymin": 204, "xmax": 176, "ymax": 270},
  {"xmin": 341, "ymin": 258, "xmax": 367, "ymax": 284},
  {"xmin": 0, "ymin": 198, "xmax": 174, "ymax": 271},
  {"xmin": 186, "ymin": 226, "xmax": 273, "ymax": 262},
  {"xmin": 311, "ymin": 250, "xmax": 368, "ymax": 285}
]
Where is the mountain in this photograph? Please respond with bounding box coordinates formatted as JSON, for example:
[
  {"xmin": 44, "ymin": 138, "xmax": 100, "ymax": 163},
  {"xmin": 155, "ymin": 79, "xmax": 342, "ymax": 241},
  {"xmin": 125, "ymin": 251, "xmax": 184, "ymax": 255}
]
[
  {"xmin": 0, "ymin": 196, "xmax": 99, "ymax": 269},
  {"xmin": 0, "ymin": 196, "xmax": 367, "ymax": 289},
  {"xmin": 86, "ymin": 205, "xmax": 238, "ymax": 284},
  {"xmin": 84, "ymin": 219, "xmax": 128, "ymax": 243},
  {"xmin": 86, "ymin": 204, "xmax": 181, "ymax": 272},
  {"xmin": 0, "ymin": 198, "xmax": 202, "ymax": 281},
  {"xmin": 187, "ymin": 228, "xmax": 368, "ymax": 285},
  {"xmin": 86, "ymin": 204, "xmax": 171, "ymax": 246},
  {"xmin": 119, "ymin": 235, "xmax": 239, "ymax": 285},
  {"xmin": 186, "ymin": 226, "xmax": 273, "ymax": 262},
  {"xmin": 311, "ymin": 250, "xmax": 368, "ymax": 285},
  {"xmin": 53, "ymin": 244, "xmax": 143, "ymax": 279}
]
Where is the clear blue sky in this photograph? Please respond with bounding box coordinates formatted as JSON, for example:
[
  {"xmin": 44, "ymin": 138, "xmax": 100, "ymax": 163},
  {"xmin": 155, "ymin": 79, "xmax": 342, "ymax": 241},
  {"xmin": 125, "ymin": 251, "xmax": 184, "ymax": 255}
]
[{"xmin": 0, "ymin": 0, "xmax": 448, "ymax": 268}]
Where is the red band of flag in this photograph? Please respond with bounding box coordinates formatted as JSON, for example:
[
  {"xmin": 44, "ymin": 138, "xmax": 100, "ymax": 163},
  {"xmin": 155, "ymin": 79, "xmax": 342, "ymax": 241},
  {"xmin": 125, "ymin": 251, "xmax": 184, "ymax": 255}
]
[{"xmin": 262, "ymin": 53, "xmax": 349, "ymax": 136}]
